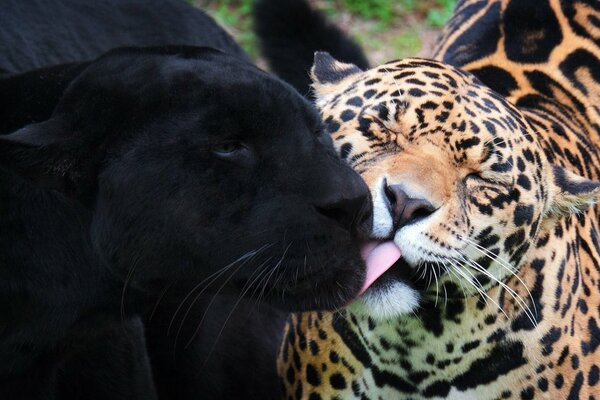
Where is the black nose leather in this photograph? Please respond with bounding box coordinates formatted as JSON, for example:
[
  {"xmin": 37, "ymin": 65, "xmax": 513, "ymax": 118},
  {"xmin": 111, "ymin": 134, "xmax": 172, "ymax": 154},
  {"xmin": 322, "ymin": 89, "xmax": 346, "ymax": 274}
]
[
  {"xmin": 308, "ymin": 149, "xmax": 372, "ymax": 238},
  {"xmin": 315, "ymin": 193, "xmax": 372, "ymax": 237},
  {"xmin": 384, "ymin": 183, "xmax": 436, "ymax": 229}
]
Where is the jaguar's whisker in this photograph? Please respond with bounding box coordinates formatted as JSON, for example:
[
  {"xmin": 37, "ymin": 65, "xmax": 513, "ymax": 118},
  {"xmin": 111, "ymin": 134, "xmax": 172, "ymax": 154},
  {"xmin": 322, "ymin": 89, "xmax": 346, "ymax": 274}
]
[
  {"xmin": 446, "ymin": 257, "xmax": 488, "ymax": 305},
  {"xmin": 449, "ymin": 260, "xmax": 509, "ymax": 320},
  {"xmin": 454, "ymin": 242, "xmax": 538, "ymax": 324},
  {"xmin": 455, "ymin": 251, "xmax": 537, "ymax": 328},
  {"xmin": 459, "ymin": 236, "xmax": 537, "ymax": 318}
]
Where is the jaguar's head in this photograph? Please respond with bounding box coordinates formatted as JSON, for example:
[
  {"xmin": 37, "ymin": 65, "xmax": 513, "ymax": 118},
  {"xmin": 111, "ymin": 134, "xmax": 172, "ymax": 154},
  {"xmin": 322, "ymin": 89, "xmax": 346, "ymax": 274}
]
[{"xmin": 311, "ymin": 53, "xmax": 600, "ymax": 320}]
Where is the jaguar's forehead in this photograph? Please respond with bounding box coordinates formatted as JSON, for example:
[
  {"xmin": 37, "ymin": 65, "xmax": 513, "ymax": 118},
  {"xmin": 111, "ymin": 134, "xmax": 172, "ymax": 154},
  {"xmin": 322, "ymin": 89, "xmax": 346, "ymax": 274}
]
[{"xmin": 317, "ymin": 58, "xmax": 531, "ymax": 152}]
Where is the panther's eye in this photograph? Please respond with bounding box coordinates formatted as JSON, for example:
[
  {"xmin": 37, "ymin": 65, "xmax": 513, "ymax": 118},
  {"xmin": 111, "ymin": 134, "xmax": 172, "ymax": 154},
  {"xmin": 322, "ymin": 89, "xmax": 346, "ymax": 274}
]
[
  {"xmin": 211, "ymin": 141, "xmax": 254, "ymax": 164},
  {"xmin": 213, "ymin": 141, "xmax": 244, "ymax": 154}
]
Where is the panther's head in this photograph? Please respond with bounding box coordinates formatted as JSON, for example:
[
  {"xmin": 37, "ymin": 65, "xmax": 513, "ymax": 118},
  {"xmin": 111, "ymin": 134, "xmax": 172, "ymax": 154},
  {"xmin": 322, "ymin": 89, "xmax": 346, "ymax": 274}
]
[
  {"xmin": 310, "ymin": 53, "xmax": 600, "ymax": 319},
  {"xmin": 0, "ymin": 47, "xmax": 374, "ymax": 312}
]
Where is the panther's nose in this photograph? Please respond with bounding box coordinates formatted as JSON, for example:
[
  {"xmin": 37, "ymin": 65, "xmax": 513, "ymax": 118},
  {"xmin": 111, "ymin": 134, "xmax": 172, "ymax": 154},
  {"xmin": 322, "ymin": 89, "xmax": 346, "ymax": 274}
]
[
  {"xmin": 384, "ymin": 183, "xmax": 436, "ymax": 229},
  {"xmin": 313, "ymin": 167, "xmax": 373, "ymax": 238},
  {"xmin": 315, "ymin": 194, "xmax": 372, "ymax": 236}
]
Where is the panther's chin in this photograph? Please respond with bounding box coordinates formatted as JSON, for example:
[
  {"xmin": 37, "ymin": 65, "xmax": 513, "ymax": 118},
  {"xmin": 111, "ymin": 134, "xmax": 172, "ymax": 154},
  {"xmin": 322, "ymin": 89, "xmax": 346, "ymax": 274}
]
[
  {"xmin": 268, "ymin": 285, "xmax": 361, "ymax": 312},
  {"xmin": 246, "ymin": 255, "xmax": 367, "ymax": 312}
]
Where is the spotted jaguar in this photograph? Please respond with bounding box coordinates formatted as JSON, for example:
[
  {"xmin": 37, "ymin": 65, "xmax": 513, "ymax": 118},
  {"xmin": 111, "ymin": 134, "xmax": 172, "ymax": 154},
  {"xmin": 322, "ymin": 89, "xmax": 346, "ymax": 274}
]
[{"xmin": 274, "ymin": 0, "xmax": 600, "ymax": 399}]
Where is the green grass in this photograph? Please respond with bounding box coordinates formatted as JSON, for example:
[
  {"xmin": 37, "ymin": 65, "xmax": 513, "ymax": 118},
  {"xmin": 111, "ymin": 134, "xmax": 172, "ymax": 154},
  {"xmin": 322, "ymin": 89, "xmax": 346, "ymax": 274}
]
[
  {"xmin": 199, "ymin": 0, "xmax": 457, "ymax": 62},
  {"xmin": 203, "ymin": 0, "xmax": 258, "ymax": 58},
  {"xmin": 327, "ymin": 0, "xmax": 455, "ymax": 28},
  {"xmin": 391, "ymin": 30, "xmax": 422, "ymax": 59},
  {"xmin": 426, "ymin": 0, "xmax": 455, "ymax": 27},
  {"xmin": 335, "ymin": 0, "xmax": 395, "ymax": 26}
]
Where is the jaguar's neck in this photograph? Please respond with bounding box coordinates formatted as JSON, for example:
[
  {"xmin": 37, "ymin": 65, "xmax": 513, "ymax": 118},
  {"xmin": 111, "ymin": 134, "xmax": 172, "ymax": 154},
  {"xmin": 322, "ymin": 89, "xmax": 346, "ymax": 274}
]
[{"xmin": 434, "ymin": 0, "xmax": 600, "ymax": 153}]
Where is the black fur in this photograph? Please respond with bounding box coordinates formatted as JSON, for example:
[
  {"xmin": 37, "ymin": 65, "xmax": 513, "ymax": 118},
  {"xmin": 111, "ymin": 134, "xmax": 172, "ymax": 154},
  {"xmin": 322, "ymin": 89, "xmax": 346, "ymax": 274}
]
[
  {"xmin": 1, "ymin": 46, "xmax": 372, "ymax": 399},
  {"xmin": 0, "ymin": 0, "xmax": 248, "ymax": 75},
  {"xmin": 145, "ymin": 294, "xmax": 288, "ymax": 399},
  {"xmin": 1, "ymin": 2, "xmax": 372, "ymax": 398},
  {"xmin": 0, "ymin": 62, "xmax": 89, "ymax": 135},
  {"xmin": 253, "ymin": 0, "xmax": 369, "ymax": 96}
]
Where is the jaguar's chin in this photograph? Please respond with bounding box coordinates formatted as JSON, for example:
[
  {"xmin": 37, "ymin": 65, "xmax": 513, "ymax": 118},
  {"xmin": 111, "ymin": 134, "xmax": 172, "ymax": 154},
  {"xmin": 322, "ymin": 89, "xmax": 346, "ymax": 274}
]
[
  {"xmin": 351, "ymin": 257, "xmax": 422, "ymax": 320},
  {"xmin": 351, "ymin": 282, "xmax": 420, "ymax": 321}
]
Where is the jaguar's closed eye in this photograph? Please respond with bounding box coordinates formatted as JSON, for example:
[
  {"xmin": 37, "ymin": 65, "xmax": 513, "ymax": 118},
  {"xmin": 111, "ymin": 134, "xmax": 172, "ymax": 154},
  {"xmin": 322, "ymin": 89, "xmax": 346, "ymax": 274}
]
[
  {"xmin": 464, "ymin": 171, "xmax": 487, "ymax": 184},
  {"xmin": 465, "ymin": 171, "xmax": 482, "ymax": 180}
]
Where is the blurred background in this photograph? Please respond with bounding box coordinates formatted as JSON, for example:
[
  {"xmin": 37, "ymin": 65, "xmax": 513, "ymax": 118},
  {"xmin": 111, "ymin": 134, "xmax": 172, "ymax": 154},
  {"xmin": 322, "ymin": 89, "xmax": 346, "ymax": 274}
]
[{"xmin": 195, "ymin": 0, "xmax": 456, "ymax": 65}]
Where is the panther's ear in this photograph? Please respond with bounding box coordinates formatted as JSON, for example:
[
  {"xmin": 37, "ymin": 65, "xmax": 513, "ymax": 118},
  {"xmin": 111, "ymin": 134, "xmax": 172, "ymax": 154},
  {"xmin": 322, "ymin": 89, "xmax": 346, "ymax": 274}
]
[
  {"xmin": 545, "ymin": 165, "xmax": 600, "ymax": 218},
  {"xmin": 0, "ymin": 118, "xmax": 97, "ymax": 198},
  {"xmin": 311, "ymin": 52, "xmax": 362, "ymax": 106}
]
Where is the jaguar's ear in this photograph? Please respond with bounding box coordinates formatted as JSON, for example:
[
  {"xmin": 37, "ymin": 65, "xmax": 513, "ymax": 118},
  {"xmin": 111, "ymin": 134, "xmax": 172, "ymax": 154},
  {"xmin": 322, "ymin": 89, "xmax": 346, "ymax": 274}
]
[
  {"xmin": 0, "ymin": 118, "xmax": 97, "ymax": 197},
  {"xmin": 311, "ymin": 52, "xmax": 362, "ymax": 105},
  {"xmin": 546, "ymin": 165, "xmax": 600, "ymax": 218}
]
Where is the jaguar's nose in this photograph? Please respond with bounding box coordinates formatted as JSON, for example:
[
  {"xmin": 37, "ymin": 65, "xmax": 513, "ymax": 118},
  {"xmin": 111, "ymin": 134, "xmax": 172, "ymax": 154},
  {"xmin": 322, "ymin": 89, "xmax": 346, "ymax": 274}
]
[{"xmin": 384, "ymin": 183, "xmax": 436, "ymax": 229}]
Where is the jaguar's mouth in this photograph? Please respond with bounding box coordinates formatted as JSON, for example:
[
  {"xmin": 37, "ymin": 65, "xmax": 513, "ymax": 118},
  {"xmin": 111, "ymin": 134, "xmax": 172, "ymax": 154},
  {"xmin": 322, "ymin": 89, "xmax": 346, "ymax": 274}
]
[
  {"xmin": 359, "ymin": 240, "xmax": 402, "ymax": 293},
  {"xmin": 360, "ymin": 240, "xmax": 451, "ymax": 294}
]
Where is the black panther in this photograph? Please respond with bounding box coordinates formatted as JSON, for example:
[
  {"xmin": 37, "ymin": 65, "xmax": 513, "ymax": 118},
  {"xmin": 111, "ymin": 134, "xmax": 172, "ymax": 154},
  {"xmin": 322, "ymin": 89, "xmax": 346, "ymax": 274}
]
[
  {"xmin": 0, "ymin": 1, "xmax": 371, "ymax": 398},
  {"xmin": 0, "ymin": 44, "xmax": 371, "ymax": 400}
]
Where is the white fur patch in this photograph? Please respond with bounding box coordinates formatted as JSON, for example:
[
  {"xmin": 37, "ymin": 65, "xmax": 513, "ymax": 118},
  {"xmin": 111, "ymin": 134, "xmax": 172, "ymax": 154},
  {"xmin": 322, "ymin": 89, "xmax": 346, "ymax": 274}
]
[
  {"xmin": 352, "ymin": 281, "xmax": 420, "ymax": 321},
  {"xmin": 371, "ymin": 177, "xmax": 394, "ymax": 238}
]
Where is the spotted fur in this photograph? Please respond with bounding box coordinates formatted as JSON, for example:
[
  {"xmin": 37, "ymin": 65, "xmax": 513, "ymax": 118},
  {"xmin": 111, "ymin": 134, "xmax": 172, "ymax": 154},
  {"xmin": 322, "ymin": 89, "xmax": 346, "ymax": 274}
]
[{"xmin": 278, "ymin": 0, "xmax": 600, "ymax": 399}]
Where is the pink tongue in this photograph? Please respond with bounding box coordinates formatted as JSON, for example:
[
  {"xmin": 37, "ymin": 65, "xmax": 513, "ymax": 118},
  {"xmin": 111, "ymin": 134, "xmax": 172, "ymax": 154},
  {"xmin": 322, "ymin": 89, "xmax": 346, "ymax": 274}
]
[{"xmin": 360, "ymin": 241, "xmax": 402, "ymax": 294}]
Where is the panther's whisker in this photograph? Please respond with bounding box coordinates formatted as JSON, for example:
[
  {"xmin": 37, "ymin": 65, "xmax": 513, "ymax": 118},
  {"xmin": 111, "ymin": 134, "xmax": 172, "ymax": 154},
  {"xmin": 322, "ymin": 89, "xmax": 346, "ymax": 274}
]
[
  {"xmin": 464, "ymin": 252, "xmax": 536, "ymax": 321},
  {"xmin": 148, "ymin": 281, "xmax": 174, "ymax": 322},
  {"xmin": 423, "ymin": 260, "xmax": 434, "ymax": 291},
  {"xmin": 173, "ymin": 257, "xmax": 252, "ymax": 349},
  {"xmin": 446, "ymin": 257, "xmax": 488, "ymax": 305},
  {"xmin": 172, "ymin": 244, "xmax": 271, "ymax": 348},
  {"xmin": 449, "ymin": 256, "xmax": 503, "ymax": 317},
  {"xmin": 466, "ymin": 256, "xmax": 538, "ymax": 329},
  {"xmin": 256, "ymin": 242, "xmax": 292, "ymax": 304},
  {"xmin": 252, "ymin": 246, "xmax": 291, "ymax": 310},
  {"xmin": 448, "ymin": 260, "xmax": 487, "ymax": 309},
  {"xmin": 187, "ymin": 257, "xmax": 273, "ymax": 351},
  {"xmin": 179, "ymin": 256, "xmax": 269, "ymax": 350},
  {"xmin": 120, "ymin": 251, "xmax": 143, "ymax": 330},
  {"xmin": 460, "ymin": 236, "xmax": 517, "ymax": 272},
  {"xmin": 167, "ymin": 244, "xmax": 270, "ymax": 337},
  {"xmin": 249, "ymin": 258, "xmax": 276, "ymax": 305}
]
